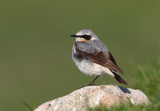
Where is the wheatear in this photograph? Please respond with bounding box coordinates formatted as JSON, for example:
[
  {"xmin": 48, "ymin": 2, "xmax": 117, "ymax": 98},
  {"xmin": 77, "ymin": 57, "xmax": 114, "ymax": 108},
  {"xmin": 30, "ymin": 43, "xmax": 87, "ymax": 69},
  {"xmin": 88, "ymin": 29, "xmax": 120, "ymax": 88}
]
[{"xmin": 71, "ymin": 29, "xmax": 128, "ymax": 85}]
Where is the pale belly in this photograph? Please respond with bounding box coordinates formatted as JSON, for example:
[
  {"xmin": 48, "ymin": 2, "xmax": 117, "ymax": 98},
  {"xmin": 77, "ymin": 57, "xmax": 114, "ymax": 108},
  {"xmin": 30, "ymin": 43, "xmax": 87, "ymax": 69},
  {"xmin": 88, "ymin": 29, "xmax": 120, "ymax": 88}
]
[
  {"xmin": 76, "ymin": 59, "xmax": 104, "ymax": 76},
  {"xmin": 72, "ymin": 46, "xmax": 114, "ymax": 77}
]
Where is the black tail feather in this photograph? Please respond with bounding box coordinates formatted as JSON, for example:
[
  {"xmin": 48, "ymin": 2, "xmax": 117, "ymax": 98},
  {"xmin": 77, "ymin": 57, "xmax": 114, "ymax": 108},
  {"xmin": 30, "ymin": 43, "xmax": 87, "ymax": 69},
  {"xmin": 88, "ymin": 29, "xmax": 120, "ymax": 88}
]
[
  {"xmin": 114, "ymin": 74, "xmax": 128, "ymax": 85},
  {"xmin": 110, "ymin": 70, "xmax": 128, "ymax": 85}
]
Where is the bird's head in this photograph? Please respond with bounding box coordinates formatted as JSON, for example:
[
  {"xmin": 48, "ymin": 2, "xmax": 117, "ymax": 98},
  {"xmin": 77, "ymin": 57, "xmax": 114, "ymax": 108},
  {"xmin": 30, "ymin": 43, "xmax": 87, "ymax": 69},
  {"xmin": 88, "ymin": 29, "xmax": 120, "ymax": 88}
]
[{"xmin": 70, "ymin": 29, "xmax": 99, "ymax": 42}]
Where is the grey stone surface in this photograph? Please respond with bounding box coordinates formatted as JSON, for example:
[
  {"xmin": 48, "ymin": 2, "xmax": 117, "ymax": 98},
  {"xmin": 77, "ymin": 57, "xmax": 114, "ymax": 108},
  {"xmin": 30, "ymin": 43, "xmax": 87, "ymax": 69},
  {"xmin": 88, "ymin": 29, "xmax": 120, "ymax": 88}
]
[{"xmin": 34, "ymin": 85, "xmax": 150, "ymax": 111}]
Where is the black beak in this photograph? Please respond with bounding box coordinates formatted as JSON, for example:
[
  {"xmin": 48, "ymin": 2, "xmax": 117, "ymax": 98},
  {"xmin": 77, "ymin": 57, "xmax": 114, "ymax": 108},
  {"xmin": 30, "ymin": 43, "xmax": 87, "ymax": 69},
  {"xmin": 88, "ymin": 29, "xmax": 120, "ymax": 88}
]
[{"xmin": 70, "ymin": 35, "xmax": 79, "ymax": 37}]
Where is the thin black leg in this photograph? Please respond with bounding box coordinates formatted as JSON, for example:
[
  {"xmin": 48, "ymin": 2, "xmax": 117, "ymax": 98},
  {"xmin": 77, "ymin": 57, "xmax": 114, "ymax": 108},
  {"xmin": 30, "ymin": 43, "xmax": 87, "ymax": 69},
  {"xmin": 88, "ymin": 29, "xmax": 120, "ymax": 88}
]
[{"xmin": 88, "ymin": 75, "xmax": 100, "ymax": 86}]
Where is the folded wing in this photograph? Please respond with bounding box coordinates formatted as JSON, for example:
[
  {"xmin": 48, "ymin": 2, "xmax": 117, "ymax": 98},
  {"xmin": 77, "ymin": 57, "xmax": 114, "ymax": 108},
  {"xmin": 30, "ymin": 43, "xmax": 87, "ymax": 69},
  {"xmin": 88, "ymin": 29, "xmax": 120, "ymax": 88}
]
[{"xmin": 75, "ymin": 43, "xmax": 123, "ymax": 73}]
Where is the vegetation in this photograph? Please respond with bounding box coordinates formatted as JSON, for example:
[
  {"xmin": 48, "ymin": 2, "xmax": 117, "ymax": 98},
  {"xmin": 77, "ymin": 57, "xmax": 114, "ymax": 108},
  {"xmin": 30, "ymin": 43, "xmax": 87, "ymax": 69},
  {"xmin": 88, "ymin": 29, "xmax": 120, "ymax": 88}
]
[
  {"xmin": 0, "ymin": 0, "xmax": 160, "ymax": 111},
  {"xmin": 89, "ymin": 59, "xmax": 160, "ymax": 111}
]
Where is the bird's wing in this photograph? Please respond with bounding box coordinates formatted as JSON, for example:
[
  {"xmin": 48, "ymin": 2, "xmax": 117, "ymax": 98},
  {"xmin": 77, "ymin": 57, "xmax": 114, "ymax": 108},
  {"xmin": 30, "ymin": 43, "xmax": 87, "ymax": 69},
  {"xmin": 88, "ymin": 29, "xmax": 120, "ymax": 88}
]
[{"xmin": 75, "ymin": 43, "xmax": 123, "ymax": 73}]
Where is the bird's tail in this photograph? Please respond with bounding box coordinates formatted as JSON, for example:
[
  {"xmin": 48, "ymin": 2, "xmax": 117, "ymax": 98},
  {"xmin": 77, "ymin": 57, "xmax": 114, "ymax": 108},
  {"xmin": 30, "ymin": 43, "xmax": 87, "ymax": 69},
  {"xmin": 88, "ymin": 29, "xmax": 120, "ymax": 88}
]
[{"xmin": 110, "ymin": 70, "xmax": 128, "ymax": 85}]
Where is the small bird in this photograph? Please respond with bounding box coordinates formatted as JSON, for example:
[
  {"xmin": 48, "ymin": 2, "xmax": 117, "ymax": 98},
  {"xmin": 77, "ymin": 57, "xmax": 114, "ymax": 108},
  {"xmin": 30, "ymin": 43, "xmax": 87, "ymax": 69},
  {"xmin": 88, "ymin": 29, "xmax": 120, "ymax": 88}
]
[{"xmin": 71, "ymin": 29, "xmax": 128, "ymax": 86}]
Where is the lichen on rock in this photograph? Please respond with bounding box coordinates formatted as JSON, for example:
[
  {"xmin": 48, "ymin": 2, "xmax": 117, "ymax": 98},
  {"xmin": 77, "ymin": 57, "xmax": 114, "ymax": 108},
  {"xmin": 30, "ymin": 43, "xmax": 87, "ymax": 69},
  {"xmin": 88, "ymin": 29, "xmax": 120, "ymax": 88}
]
[{"xmin": 35, "ymin": 85, "xmax": 151, "ymax": 111}]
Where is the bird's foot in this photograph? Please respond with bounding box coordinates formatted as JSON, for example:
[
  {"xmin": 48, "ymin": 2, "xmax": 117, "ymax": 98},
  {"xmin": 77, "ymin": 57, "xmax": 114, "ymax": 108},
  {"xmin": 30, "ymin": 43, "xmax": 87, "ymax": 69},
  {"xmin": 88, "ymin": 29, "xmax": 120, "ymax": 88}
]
[
  {"xmin": 87, "ymin": 83, "xmax": 95, "ymax": 86},
  {"xmin": 80, "ymin": 83, "xmax": 95, "ymax": 88}
]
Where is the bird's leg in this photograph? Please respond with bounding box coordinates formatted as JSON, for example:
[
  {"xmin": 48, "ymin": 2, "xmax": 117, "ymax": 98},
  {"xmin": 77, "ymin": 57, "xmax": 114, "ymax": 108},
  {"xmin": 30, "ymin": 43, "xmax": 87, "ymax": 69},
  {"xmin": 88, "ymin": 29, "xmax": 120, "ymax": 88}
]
[{"xmin": 88, "ymin": 75, "xmax": 100, "ymax": 86}]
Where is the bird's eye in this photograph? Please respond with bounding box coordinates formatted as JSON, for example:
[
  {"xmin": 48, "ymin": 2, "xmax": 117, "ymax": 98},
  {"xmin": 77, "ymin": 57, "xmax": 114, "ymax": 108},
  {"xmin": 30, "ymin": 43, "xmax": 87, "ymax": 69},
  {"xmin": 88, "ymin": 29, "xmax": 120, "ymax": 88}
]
[{"xmin": 82, "ymin": 34, "xmax": 91, "ymax": 40}]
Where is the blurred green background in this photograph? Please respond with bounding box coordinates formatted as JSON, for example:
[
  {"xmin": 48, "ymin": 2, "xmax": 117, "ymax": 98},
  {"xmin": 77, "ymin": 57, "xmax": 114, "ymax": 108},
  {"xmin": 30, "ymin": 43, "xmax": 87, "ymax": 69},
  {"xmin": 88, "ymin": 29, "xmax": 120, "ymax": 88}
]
[{"xmin": 0, "ymin": 0, "xmax": 160, "ymax": 111}]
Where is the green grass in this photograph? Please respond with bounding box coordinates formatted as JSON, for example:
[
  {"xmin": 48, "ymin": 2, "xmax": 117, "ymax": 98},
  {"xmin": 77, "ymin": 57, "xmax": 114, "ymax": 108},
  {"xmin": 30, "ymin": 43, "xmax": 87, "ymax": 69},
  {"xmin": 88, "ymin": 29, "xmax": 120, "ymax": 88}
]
[
  {"xmin": 89, "ymin": 58, "xmax": 160, "ymax": 111},
  {"xmin": 0, "ymin": 0, "xmax": 160, "ymax": 111},
  {"xmin": 89, "ymin": 103, "xmax": 160, "ymax": 111}
]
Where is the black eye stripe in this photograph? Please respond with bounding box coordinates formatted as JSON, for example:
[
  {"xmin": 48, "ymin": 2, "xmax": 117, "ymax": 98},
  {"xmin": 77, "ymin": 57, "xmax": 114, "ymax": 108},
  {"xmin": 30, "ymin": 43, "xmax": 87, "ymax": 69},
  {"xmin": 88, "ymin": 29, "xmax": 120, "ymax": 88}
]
[{"xmin": 80, "ymin": 34, "xmax": 91, "ymax": 40}]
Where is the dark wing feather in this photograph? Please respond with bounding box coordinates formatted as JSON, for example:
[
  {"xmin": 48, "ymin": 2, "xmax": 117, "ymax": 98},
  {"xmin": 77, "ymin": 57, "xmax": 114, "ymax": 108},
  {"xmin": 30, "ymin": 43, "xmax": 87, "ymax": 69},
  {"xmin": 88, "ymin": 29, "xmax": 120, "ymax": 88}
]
[
  {"xmin": 108, "ymin": 52, "xmax": 117, "ymax": 65},
  {"xmin": 75, "ymin": 45, "xmax": 123, "ymax": 73},
  {"xmin": 108, "ymin": 52, "xmax": 123, "ymax": 74}
]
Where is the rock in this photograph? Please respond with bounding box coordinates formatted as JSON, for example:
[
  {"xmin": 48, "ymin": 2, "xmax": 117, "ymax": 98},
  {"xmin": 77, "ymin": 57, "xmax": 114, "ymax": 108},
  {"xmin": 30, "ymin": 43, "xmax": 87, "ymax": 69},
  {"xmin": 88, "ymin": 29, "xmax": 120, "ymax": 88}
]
[{"xmin": 34, "ymin": 85, "xmax": 150, "ymax": 111}]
